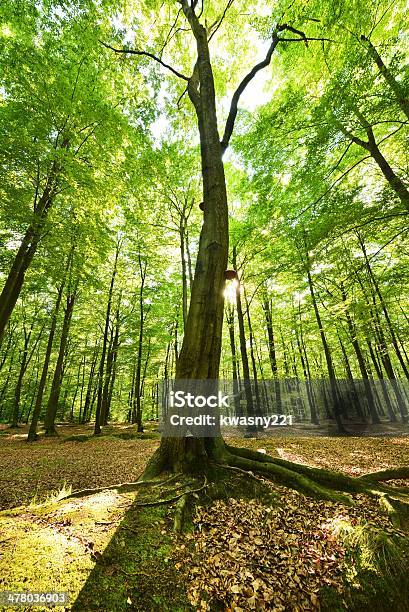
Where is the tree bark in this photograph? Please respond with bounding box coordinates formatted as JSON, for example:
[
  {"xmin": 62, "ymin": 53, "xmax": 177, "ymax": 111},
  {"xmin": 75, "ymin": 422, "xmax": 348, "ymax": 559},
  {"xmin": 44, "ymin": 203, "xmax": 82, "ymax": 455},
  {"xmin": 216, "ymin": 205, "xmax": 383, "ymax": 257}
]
[
  {"xmin": 360, "ymin": 35, "xmax": 409, "ymax": 121},
  {"xmin": 44, "ymin": 289, "xmax": 76, "ymax": 435},
  {"xmin": 0, "ymin": 161, "xmax": 60, "ymax": 344},
  {"xmin": 94, "ymin": 242, "xmax": 120, "ymax": 434},
  {"xmin": 28, "ymin": 281, "xmax": 65, "ymax": 441}
]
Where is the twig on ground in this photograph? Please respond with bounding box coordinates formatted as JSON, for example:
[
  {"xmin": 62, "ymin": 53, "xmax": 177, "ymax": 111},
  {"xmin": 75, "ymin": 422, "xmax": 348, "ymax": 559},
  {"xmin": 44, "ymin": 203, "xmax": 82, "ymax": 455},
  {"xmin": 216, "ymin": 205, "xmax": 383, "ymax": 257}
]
[{"xmin": 134, "ymin": 477, "xmax": 208, "ymax": 508}]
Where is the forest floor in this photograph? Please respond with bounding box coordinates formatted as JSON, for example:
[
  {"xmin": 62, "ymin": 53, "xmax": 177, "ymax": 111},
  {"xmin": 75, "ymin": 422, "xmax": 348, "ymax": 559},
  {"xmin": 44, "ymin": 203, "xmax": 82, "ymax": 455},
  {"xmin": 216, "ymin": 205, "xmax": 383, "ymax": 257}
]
[{"xmin": 0, "ymin": 423, "xmax": 409, "ymax": 611}]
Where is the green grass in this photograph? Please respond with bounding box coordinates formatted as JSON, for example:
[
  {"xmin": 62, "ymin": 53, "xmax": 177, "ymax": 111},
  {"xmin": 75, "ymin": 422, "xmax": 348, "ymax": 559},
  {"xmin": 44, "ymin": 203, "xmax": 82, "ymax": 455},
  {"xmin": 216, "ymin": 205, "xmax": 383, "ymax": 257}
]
[
  {"xmin": 0, "ymin": 486, "xmax": 191, "ymax": 612},
  {"xmin": 321, "ymin": 519, "xmax": 409, "ymax": 611}
]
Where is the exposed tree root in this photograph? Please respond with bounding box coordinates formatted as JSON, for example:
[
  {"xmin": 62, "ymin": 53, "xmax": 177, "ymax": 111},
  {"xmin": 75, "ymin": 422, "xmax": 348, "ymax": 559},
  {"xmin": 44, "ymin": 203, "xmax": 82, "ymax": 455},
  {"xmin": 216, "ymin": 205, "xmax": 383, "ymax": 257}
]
[
  {"xmin": 359, "ymin": 467, "xmax": 409, "ymax": 483},
  {"xmin": 57, "ymin": 474, "xmax": 183, "ymax": 501},
  {"xmin": 133, "ymin": 477, "xmax": 207, "ymax": 508},
  {"xmin": 140, "ymin": 440, "xmax": 409, "ymax": 530},
  {"xmin": 173, "ymin": 493, "xmax": 189, "ymax": 532}
]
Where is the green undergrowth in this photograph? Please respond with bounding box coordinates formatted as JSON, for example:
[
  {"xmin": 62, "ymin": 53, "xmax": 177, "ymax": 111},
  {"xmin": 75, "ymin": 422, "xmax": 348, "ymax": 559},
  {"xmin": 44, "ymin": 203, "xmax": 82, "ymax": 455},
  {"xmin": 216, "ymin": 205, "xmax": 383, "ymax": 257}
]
[
  {"xmin": 72, "ymin": 504, "xmax": 191, "ymax": 611},
  {"xmin": 0, "ymin": 487, "xmax": 191, "ymax": 611},
  {"xmin": 1, "ymin": 469, "xmax": 409, "ymax": 611},
  {"xmin": 321, "ymin": 519, "xmax": 409, "ymax": 611}
]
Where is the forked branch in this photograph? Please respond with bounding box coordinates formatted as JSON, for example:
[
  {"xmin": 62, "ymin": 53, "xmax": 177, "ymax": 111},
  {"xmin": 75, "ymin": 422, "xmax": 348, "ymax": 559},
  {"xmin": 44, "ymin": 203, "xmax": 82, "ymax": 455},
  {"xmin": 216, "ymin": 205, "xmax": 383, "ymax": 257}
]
[{"xmin": 221, "ymin": 24, "xmax": 335, "ymax": 153}]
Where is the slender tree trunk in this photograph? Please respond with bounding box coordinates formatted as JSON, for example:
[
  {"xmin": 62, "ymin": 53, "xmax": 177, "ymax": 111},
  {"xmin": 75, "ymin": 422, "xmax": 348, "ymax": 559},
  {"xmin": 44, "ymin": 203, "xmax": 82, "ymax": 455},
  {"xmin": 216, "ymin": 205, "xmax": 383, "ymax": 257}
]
[
  {"xmin": 44, "ymin": 290, "xmax": 76, "ymax": 435},
  {"xmin": 186, "ymin": 229, "xmax": 193, "ymax": 289},
  {"xmin": 0, "ymin": 348, "xmax": 15, "ymax": 419},
  {"xmin": 226, "ymin": 305, "xmax": 241, "ymax": 415},
  {"xmin": 358, "ymin": 233, "xmax": 409, "ymax": 380},
  {"xmin": 366, "ymin": 339, "xmax": 397, "ymax": 422},
  {"xmin": 101, "ymin": 326, "xmax": 115, "ymax": 426},
  {"xmin": 82, "ymin": 342, "xmax": 98, "ymax": 424},
  {"xmin": 11, "ymin": 330, "xmax": 32, "ymax": 428},
  {"xmin": 28, "ymin": 281, "xmax": 65, "ymax": 441},
  {"xmin": 295, "ymin": 309, "xmax": 319, "ymax": 425},
  {"xmin": 262, "ymin": 292, "xmax": 282, "ymax": 414},
  {"xmin": 360, "ymin": 35, "xmax": 409, "ymax": 121},
  {"xmin": 337, "ymin": 333, "xmax": 363, "ymax": 420},
  {"xmin": 245, "ymin": 294, "xmax": 262, "ymax": 415},
  {"xmin": 173, "ymin": 317, "xmax": 179, "ymax": 370},
  {"xmin": 70, "ymin": 360, "xmax": 82, "ymax": 422},
  {"xmin": 233, "ymin": 248, "xmax": 254, "ymax": 422},
  {"xmin": 78, "ymin": 353, "xmax": 86, "ymax": 423},
  {"xmin": 133, "ymin": 255, "xmax": 148, "ymax": 433},
  {"xmin": 179, "ymin": 220, "xmax": 188, "ymax": 328},
  {"xmin": 94, "ymin": 243, "xmax": 120, "ymax": 434},
  {"xmin": 0, "ymin": 161, "xmax": 60, "ymax": 344},
  {"xmin": 340, "ymin": 283, "xmax": 379, "ymax": 424},
  {"xmin": 305, "ymin": 244, "xmax": 346, "ymax": 433},
  {"xmin": 337, "ymin": 110, "xmax": 409, "ymax": 210},
  {"xmin": 24, "ymin": 351, "xmax": 40, "ymax": 423},
  {"xmin": 107, "ymin": 314, "xmax": 120, "ymax": 419},
  {"xmin": 0, "ymin": 325, "xmax": 16, "ymax": 372},
  {"xmin": 11, "ymin": 316, "xmax": 43, "ymax": 428}
]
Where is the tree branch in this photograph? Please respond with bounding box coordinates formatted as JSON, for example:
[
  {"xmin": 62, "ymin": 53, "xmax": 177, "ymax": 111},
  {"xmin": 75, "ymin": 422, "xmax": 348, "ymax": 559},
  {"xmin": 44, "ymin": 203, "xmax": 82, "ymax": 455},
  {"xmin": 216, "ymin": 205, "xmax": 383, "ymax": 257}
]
[
  {"xmin": 99, "ymin": 40, "xmax": 190, "ymax": 81},
  {"xmin": 208, "ymin": 0, "xmax": 235, "ymax": 42},
  {"xmin": 221, "ymin": 24, "xmax": 333, "ymax": 153},
  {"xmin": 220, "ymin": 32, "xmax": 281, "ymax": 153}
]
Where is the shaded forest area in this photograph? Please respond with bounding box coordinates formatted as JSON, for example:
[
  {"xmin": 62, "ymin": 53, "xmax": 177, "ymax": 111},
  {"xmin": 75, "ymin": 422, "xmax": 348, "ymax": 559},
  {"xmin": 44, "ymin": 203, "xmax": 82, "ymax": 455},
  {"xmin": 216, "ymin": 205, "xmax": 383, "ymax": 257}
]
[{"xmin": 1, "ymin": 0, "xmax": 409, "ymax": 610}]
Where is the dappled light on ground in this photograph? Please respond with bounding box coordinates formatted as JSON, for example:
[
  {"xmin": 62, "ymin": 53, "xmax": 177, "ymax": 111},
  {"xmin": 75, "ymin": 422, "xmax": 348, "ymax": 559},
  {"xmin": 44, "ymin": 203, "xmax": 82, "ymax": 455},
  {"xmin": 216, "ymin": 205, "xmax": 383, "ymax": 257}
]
[{"xmin": 1, "ymin": 426, "xmax": 409, "ymax": 610}]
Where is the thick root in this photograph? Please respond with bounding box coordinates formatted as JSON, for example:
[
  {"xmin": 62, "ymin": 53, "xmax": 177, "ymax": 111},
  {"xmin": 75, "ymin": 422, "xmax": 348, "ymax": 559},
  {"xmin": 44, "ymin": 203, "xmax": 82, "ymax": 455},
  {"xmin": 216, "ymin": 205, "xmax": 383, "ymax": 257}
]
[
  {"xmin": 140, "ymin": 440, "xmax": 409, "ymax": 513},
  {"xmin": 224, "ymin": 450, "xmax": 354, "ymax": 505},
  {"xmin": 58, "ymin": 475, "xmax": 181, "ymax": 501},
  {"xmin": 226, "ymin": 444, "xmax": 409, "ymax": 501},
  {"xmin": 359, "ymin": 467, "xmax": 409, "ymax": 483}
]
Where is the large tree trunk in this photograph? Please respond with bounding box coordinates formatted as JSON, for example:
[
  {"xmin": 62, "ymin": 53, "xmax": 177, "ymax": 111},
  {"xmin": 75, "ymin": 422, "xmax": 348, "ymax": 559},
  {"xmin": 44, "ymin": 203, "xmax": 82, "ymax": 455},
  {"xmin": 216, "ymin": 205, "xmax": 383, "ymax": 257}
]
[
  {"xmin": 144, "ymin": 4, "xmax": 229, "ymax": 475},
  {"xmin": 0, "ymin": 161, "xmax": 60, "ymax": 345}
]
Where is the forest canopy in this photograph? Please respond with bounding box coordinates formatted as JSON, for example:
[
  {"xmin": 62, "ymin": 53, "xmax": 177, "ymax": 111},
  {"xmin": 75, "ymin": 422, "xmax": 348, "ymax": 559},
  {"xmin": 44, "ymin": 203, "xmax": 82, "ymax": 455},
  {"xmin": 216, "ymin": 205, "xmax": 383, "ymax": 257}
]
[
  {"xmin": 0, "ymin": 0, "xmax": 408, "ymax": 435},
  {"xmin": 1, "ymin": 2, "xmax": 409, "ymax": 610}
]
